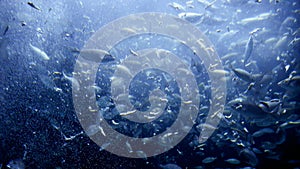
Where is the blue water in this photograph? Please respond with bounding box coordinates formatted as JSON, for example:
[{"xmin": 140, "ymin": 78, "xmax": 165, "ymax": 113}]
[{"xmin": 0, "ymin": 0, "xmax": 299, "ymax": 168}]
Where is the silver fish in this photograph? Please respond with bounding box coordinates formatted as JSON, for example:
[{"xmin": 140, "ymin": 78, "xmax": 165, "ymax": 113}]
[
  {"xmin": 178, "ymin": 12, "xmax": 203, "ymax": 23},
  {"xmin": 225, "ymin": 158, "xmax": 240, "ymax": 164},
  {"xmin": 30, "ymin": 44, "xmax": 50, "ymax": 60},
  {"xmin": 231, "ymin": 67, "xmax": 262, "ymax": 83},
  {"xmin": 228, "ymin": 97, "xmax": 278, "ymax": 125},
  {"xmin": 243, "ymin": 35, "xmax": 253, "ymax": 66},
  {"xmin": 160, "ymin": 163, "xmax": 182, "ymax": 169},
  {"xmin": 202, "ymin": 157, "xmax": 217, "ymax": 163}
]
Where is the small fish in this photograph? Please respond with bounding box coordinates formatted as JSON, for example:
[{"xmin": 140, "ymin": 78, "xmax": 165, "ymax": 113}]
[
  {"xmin": 30, "ymin": 44, "xmax": 50, "ymax": 60},
  {"xmin": 231, "ymin": 66, "xmax": 260, "ymax": 82},
  {"xmin": 244, "ymin": 82, "xmax": 255, "ymax": 94},
  {"xmin": 217, "ymin": 30, "xmax": 239, "ymax": 43},
  {"xmin": 278, "ymin": 75, "xmax": 300, "ymax": 90},
  {"xmin": 3, "ymin": 25, "xmax": 9, "ymax": 35},
  {"xmin": 221, "ymin": 52, "xmax": 239, "ymax": 60},
  {"xmin": 116, "ymin": 64, "xmax": 133, "ymax": 77},
  {"xmin": 228, "ymin": 97, "xmax": 274, "ymax": 121},
  {"xmin": 136, "ymin": 150, "xmax": 147, "ymax": 159},
  {"xmin": 160, "ymin": 163, "xmax": 182, "ymax": 169},
  {"xmin": 238, "ymin": 12, "xmax": 275, "ymax": 25},
  {"xmin": 119, "ymin": 110, "xmax": 136, "ymax": 116},
  {"xmin": 243, "ymin": 35, "xmax": 254, "ymax": 66},
  {"xmin": 225, "ymin": 158, "xmax": 240, "ymax": 164},
  {"xmin": 178, "ymin": 12, "xmax": 203, "ymax": 23},
  {"xmin": 204, "ymin": 0, "xmax": 217, "ymax": 9},
  {"xmin": 21, "ymin": 21, "xmax": 27, "ymax": 26},
  {"xmin": 252, "ymin": 128, "xmax": 275, "ymax": 137},
  {"xmin": 278, "ymin": 119, "xmax": 300, "ymax": 131},
  {"xmin": 239, "ymin": 148, "xmax": 258, "ymax": 167},
  {"xmin": 129, "ymin": 49, "xmax": 138, "ymax": 56},
  {"xmin": 183, "ymin": 100, "xmax": 193, "ymax": 104},
  {"xmin": 258, "ymin": 99, "xmax": 281, "ymax": 113},
  {"xmin": 210, "ymin": 69, "xmax": 229, "ymax": 75},
  {"xmin": 80, "ymin": 49, "xmax": 111, "ymax": 62},
  {"xmin": 126, "ymin": 141, "xmax": 133, "ymax": 153},
  {"xmin": 7, "ymin": 159, "xmax": 25, "ymax": 169},
  {"xmin": 62, "ymin": 72, "xmax": 80, "ymax": 91},
  {"xmin": 168, "ymin": 2, "xmax": 185, "ymax": 11},
  {"xmin": 279, "ymin": 16, "xmax": 297, "ymax": 34},
  {"xmin": 63, "ymin": 131, "xmax": 84, "ymax": 141},
  {"xmin": 121, "ymin": 27, "xmax": 137, "ymax": 34},
  {"xmin": 250, "ymin": 28, "xmax": 261, "ymax": 35},
  {"xmin": 27, "ymin": 2, "xmax": 41, "ymax": 10},
  {"xmin": 202, "ymin": 157, "xmax": 217, "ymax": 163},
  {"xmin": 99, "ymin": 143, "xmax": 110, "ymax": 151},
  {"xmin": 274, "ymin": 35, "xmax": 288, "ymax": 50},
  {"xmin": 86, "ymin": 124, "xmax": 106, "ymax": 136}
]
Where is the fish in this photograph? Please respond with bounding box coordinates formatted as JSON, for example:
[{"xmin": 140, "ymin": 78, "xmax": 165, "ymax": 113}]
[
  {"xmin": 274, "ymin": 35, "xmax": 288, "ymax": 50},
  {"xmin": 252, "ymin": 128, "xmax": 275, "ymax": 137},
  {"xmin": 86, "ymin": 124, "xmax": 106, "ymax": 136},
  {"xmin": 278, "ymin": 119, "xmax": 300, "ymax": 131},
  {"xmin": 99, "ymin": 143, "xmax": 110, "ymax": 151},
  {"xmin": 230, "ymin": 66, "xmax": 262, "ymax": 83},
  {"xmin": 129, "ymin": 49, "xmax": 138, "ymax": 56},
  {"xmin": 265, "ymin": 37, "xmax": 277, "ymax": 44},
  {"xmin": 7, "ymin": 159, "xmax": 25, "ymax": 169},
  {"xmin": 250, "ymin": 28, "xmax": 261, "ymax": 35},
  {"xmin": 29, "ymin": 44, "xmax": 50, "ymax": 60},
  {"xmin": 224, "ymin": 158, "xmax": 240, "ymax": 164},
  {"xmin": 217, "ymin": 30, "xmax": 239, "ymax": 43},
  {"xmin": 168, "ymin": 2, "xmax": 185, "ymax": 11},
  {"xmin": 288, "ymin": 37, "xmax": 300, "ymax": 47},
  {"xmin": 119, "ymin": 110, "xmax": 137, "ymax": 116},
  {"xmin": 210, "ymin": 69, "xmax": 229, "ymax": 76},
  {"xmin": 27, "ymin": 2, "xmax": 41, "ymax": 10},
  {"xmin": 79, "ymin": 49, "xmax": 111, "ymax": 63},
  {"xmin": 258, "ymin": 99, "xmax": 281, "ymax": 113},
  {"xmin": 238, "ymin": 12, "xmax": 275, "ymax": 25},
  {"xmin": 136, "ymin": 150, "xmax": 147, "ymax": 159},
  {"xmin": 121, "ymin": 27, "xmax": 138, "ymax": 34},
  {"xmin": 278, "ymin": 75, "xmax": 300, "ymax": 91},
  {"xmin": 116, "ymin": 64, "xmax": 133, "ymax": 77},
  {"xmin": 243, "ymin": 35, "xmax": 254, "ymax": 66},
  {"xmin": 228, "ymin": 97, "xmax": 278, "ymax": 125},
  {"xmin": 221, "ymin": 52, "xmax": 239, "ymax": 60},
  {"xmin": 3, "ymin": 25, "xmax": 9, "ymax": 35},
  {"xmin": 178, "ymin": 12, "xmax": 203, "ymax": 23},
  {"xmin": 239, "ymin": 148, "xmax": 258, "ymax": 167},
  {"xmin": 279, "ymin": 16, "xmax": 297, "ymax": 34},
  {"xmin": 202, "ymin": 157, "xmax": 217, "ymax": 163},
  {"xmin": 62, "ymin": 72, "xmax": 80, "ymax": 91},
  {"xmin": 204, "ymin": 0, "xmax": 217, "ymax": 9},
  {"xmin": 160, "ymin": 163, "xmax": 182, "ymax": 169},
  {"xmin": 125, "ymin": 141, "xmax": 133, "ymax": 153}
]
